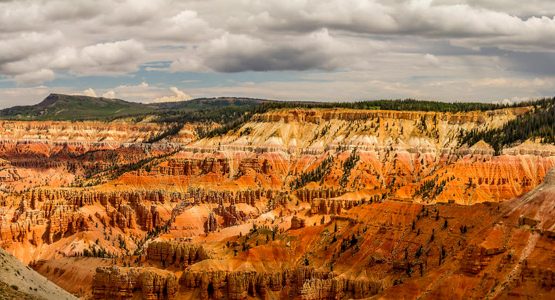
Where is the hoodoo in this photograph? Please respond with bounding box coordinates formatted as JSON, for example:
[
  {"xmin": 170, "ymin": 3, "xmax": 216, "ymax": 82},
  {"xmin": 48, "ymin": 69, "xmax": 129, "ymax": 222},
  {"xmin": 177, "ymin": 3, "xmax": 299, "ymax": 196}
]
[{"xmin": 0, "ymin": 93, "xmax": 553, "ymax": 299}]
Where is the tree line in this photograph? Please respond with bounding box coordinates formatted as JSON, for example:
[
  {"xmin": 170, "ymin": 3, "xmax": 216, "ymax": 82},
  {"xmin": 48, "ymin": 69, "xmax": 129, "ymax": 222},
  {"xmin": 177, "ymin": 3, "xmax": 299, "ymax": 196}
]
[{"xmin": 460, "ymin": 98, "xmax": 555, "ymax": 154}]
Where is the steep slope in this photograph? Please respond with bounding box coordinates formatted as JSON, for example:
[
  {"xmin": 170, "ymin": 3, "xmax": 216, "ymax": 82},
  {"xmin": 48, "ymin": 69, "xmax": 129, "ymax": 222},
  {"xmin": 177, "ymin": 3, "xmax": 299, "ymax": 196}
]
[
  {"xmin": 0, "ymin": 94, "xmax": 154, "ymax": 120},
  {"xmin": 0, "ymin": 94, "xmax": 276, "ymax": 123},
  {"xmin": 0, "ymin": 248, "xmax": 76, "ymax": 300},
  {"xmin": 380, "ymin": 168, "xmax": 555, "ymax": 299},
  {"xmin": 0, "ymin": 103, "xmax": 553, "ymax": 299},
  {"xmin": 0, "ymin": 281, "xmax": 41, "ymax": 300},
  {"xmin": 461, "ymin": 97, "xmax": 555, "ymax": 153}
]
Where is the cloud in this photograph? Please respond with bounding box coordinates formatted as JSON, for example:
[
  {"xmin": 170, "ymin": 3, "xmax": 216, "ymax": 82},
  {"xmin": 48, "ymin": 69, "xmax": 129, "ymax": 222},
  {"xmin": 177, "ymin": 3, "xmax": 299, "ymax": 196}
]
[
  {"xmin": 13, "ymin": 69, "xmax": 55, "ymax": 85},
  {"xmin": 172, "ymin": 29, "xmax": 363, "ymax": 73},
  {"xmin": 149, "ymin": 10, "xmax": 220, "ymax": 42},
  {"xmin": 51, "ymin": 39, "xmax": 146, "ymax": 74},
  {"xmin": 204, "ymin": 32, "xmax": 336, "ymax": 72},
  {"xmin": 78, "ymin": 82, "xmax": 193, "ymax": 103},
  {"xmin": 0, "ymin": 86, "xmax": 51, "ymax": 108},
  {"xmin": 0, "ymin": 37, "xmax": 145, "ymax": 83},
  {"xmin": 82, "ymin": 88, "xmax": 97, "ymax": 97},
  {"xmin": 424, "ymin": 53, "xmax": 440, "ymax": 67},
  {"xmin": 183, "ymin": 72, "xmax": 555, "ymax": 102},
  {"xmin": 152, "ymin": 87, "xmax": 192, "ymax": 102},
  {"xmin": 0, "ymin": 31, "xmax": 64, "ymax": 65},
  {"xmin": 102, "ymin": 90, "xmax": 116, "ymax": 98},
  {"xmin": 2, "ymin": 0, "xmax": 555, "ymax": 102}
]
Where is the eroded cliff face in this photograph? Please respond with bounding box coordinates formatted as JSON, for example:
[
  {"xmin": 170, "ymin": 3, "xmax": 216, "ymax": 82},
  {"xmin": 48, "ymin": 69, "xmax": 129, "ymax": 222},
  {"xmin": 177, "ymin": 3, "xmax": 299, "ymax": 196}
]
[
  {"xmin": 92, "ymin": 266, "xmax": 178, "ymax": 300},
  {"xmin": 0, "ymin": 120, "xmax": 180, "ymax": 194},
  {"xmin": 0, "ymin": 107, "xmax": 553, "ymax": 299},
  {"xmin": 191, "ymin": 108, "xmax": 529, "ymax": 153},
  {"xmin": 179, "ymin": 266, "xmax": 381, "ymax": 300},
  {"xmin": 146, "ymin": 240, "xmax": 211, "ymax": 268}
]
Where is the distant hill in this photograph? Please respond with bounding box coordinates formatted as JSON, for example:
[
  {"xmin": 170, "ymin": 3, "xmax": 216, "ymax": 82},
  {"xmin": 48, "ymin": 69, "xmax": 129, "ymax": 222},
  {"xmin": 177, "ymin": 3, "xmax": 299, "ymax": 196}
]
[
  {"xmin": 0, "ymin": 93, "xmax": 155, "ymax": 121},
  {"xmin": 460, "ymin": 97, "xmax": 555, "ymax": 153},
  {"xmin": 0, "ymin": 93, "xmax": 529, "ymax": 122},
  {"xmin": 154, "ymin": 96, "xmax": 274, "ymax": 110},
  {"xmin": 2, "ymin": 93, "xmax": 552, "ymax": 148},
  {"xmin": 0, "ymin": 94, "xmax": 277, "ymax": 121}
]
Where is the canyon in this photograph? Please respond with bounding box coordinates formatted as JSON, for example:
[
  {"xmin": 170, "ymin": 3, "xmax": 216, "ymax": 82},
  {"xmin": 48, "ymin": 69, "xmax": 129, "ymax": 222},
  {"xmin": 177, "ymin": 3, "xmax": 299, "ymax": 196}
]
[{"xmin": 0, "ymin": 96, "xmax": 553, "ymax": 299}]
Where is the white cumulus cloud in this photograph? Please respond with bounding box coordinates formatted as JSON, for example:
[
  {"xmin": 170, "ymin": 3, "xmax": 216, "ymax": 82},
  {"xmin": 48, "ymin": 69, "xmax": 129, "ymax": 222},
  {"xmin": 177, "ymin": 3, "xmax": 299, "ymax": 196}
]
[
  {"xmin": 153, "ymin": 87, "xmax": 192, "ymax": 102},
  {"xmin": 82, "ymin": 88, "xmax": 97, "ymax": 97}
]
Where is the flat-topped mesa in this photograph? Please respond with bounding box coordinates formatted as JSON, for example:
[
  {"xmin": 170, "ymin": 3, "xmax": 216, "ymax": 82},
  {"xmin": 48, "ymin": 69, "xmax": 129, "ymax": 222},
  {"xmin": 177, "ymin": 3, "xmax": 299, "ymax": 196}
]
[
  {"xmin": 146, "ymin": 241, "xmax": 211, "ymax": 268},
  {"xmin": 92, "ymin": 266, "xmax": 178, "ymax": 300},
  {"xmin": 0, "ymin": 120, "xmax": 166, "ymax": 145},
  {"xmin": 193, "ymin": 107, "xmax": 526, "ymax": 154},
  {"xmin": 250, "ymin": 108, "xmax": 526, "ymax": 124}
]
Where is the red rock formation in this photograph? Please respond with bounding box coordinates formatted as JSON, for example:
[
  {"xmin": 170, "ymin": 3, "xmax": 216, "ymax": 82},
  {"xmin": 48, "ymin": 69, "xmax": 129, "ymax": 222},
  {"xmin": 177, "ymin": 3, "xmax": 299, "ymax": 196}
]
[
  {"xmin": 154, "ymin": 157, "xmax": 230, "ymax": 176},
  {"xmin": 92, "ymin": 266, "xmax": 178, "ymax": 300},
  {"xmin": 179, "ymin": 267, "xmax": 381, "ymax": 300},
  {"xmin": 0, "ymin": 108, "xmax": 554, "ymax": 300},
  {"xmin": 290, "ymin": 216, "xmax": 306, "ymax": 229},
  {"xmin": 213, "ymin": 203, "xmax": 248, "ymax": 228},
  {"xmin": 296, "ymin": 189, "xmax": 343, "ymax": 203},
  {"xmin": 204, "ymin": 212, "xmax": 218, "ymax": 233},
  {"xmin": 146, "ymin": 240, "xmax": 210, "ymax": 268}
]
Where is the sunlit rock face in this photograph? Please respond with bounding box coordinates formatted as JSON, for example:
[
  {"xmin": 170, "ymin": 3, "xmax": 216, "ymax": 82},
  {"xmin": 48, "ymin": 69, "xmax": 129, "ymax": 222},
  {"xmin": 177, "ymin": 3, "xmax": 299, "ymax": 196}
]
[{"xmin": 0, "ymin": 107, "xmax": 554, "ymax": 299}]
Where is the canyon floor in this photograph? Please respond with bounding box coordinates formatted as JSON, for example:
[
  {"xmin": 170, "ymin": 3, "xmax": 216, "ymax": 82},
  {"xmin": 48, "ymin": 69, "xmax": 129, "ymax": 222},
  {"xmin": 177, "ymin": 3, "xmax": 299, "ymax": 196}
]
[{"xmin": 0, "ymin": 95, "xmax": 554, "ymax": 299}]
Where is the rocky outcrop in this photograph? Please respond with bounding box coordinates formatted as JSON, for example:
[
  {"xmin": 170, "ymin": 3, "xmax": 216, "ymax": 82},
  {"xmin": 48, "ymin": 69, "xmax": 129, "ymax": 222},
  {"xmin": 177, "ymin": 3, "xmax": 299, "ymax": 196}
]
[
  {"xmin": 0, "ymin": 187, "xmax": 175, "ymax": 246},
  {"xmin": 179, "ymin": 267, "xmax": 382, "ymax": 300},
  {"xmin": 236, "ymin": 158, "xmax": 272, "ymax": 176},
  {"xmin": 188, "ymin": 188, "xmax": 274, "ymax": 206},
  {"xmin": 204, "ymin": 212, "xmax": 218, "ymax": 233},
  {"xmin": 0, "ymin": 120, "xmax": 166, "ymax": 146},
  {"xmin": 146, "ymin": 241, "xmax": 211, "ymax": 268},
  {"xmin": 545, "ymin": 167, "xmax": 555, "ymax": 185},
  {"xmin": 46, "ymin": 206, "xmax": 88, "ymax": 243},
  {"xmin": 108, "ymin": 204, "xmax": 137, "ymax": 231},
  {"xmin": 290, "ymin": 216, "xmax": 306, "ymax": 229},
  {"xmin": 24, "ymin": 188, "xmax": 184, "ymax": 207},
  {"xmin": 250, "ymin": 108, "xmax": 524, "ymax": 124},
  {"xmin": 214, "ymin": 203, "xmax": 248, "ymax": 228},
  {"xmin": 2, "ymin": 198, "xmax": 88, "ymax": 244},
  {"xmin": 1, "ymin": 106, "xmax": 555, "ymax": 300},
  {"xmin": 154, "ymin": 157, "xmax": 230, "ymax": 176},
  {"xmin": 460, "ymin": 245, "xmax": 501, "ymax": 275},
  {"xmin": 136, "ymin": 204, "xmax": 162, "ymax": 232},
  {"xmin": 92, "ymin": 266, "xmax": 178, "ymax": 300},
  {"xmin": 300, "ymin": 277, "xmax": 382, "ymax": 300}
]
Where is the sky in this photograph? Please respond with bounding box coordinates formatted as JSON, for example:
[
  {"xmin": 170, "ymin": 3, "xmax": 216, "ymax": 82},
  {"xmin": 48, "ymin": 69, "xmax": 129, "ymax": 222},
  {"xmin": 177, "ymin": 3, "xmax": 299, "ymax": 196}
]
[{"xmin": 2, "ymin": 0, "xmax": 555, "ymax": 107}]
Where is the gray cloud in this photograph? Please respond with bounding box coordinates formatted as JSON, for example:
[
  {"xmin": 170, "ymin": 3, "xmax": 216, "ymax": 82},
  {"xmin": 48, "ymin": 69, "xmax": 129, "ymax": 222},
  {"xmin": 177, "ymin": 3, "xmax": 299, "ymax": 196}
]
[
  {"xmin": 0, "ymin": 31, "xmax": 64, "ymax": 65},
  {"xmin": 0, "ymin": 0, "xmax": 555, "ymax": 101},
  {"xmin": 173, "ymin": 29, "xmax": 360, "ymax": 73}
]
